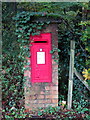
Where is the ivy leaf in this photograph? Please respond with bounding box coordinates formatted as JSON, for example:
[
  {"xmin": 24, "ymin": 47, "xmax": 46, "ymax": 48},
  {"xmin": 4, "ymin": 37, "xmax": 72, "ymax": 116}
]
[
  {"xmin": 50, "ymin": 50, "xmax": 54, "ymax": 54},
  {"xmin": 28, "ymin": 28, "xmax": 32, "ymax": 32},
  {"xmin": 27, "ymin": 33, "xmax": 30, "ymax": 35},
  {"xmin": 37, "ymin": 26, "xmax": 42, "ymax": 30},
  {"xmin": 18, "ymin": 35, "xmax": 22, "ymax": 38},
  {"xmin": 46, "ymin": 21, "xmax": 50, "ymax": 24},
  {"xmin": 58, "ymin": 49, "xmax": 61, "ymax": 52},
  {"xmin": 38, "ymin": 111, "xmax": 43, "ymax": 116}
]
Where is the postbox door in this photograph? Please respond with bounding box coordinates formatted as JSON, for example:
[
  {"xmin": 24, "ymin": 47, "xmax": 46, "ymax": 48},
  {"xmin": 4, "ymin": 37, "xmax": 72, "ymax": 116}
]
[{"xmin": 30, "ymin": 33, "xmax": 52, "ymax": 83}]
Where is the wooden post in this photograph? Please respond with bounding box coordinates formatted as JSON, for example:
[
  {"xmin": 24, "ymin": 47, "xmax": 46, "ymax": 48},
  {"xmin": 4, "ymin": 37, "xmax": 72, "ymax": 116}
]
[{"xmin": 67, "ymin": 40, "xmax": 75, "ymax": 109}]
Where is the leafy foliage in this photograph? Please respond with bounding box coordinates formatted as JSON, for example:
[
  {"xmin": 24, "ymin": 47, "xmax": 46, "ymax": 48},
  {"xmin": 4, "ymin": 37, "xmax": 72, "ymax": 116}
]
[
  {"xmin": 2, "ymin": 2, "xmax": 90, "ymax": 119},
  {"xmin": 78, "ymin": 3, "xmax": 90, "ymax": 85}
]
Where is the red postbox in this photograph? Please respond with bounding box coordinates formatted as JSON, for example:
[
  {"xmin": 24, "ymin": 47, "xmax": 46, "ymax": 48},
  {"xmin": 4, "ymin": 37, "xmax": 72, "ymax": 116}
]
[{"xmin": 30, "ymin": 33, "xmax": 52, "ymax": 83}]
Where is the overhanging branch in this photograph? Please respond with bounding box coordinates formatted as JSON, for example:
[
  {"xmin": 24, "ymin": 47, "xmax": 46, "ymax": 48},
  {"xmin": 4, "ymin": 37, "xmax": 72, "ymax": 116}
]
[{"xmin": 74, "ymin": 68, "xmax": 90, "ymax": 91}]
